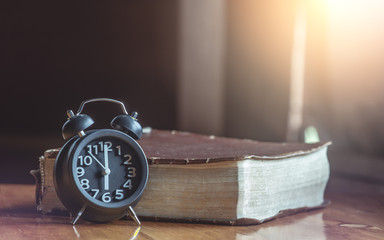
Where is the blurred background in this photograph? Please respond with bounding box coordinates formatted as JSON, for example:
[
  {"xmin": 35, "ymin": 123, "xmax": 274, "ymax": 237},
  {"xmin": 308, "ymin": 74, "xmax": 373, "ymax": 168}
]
[{"xmin": 0, "ymin": 0, "xmax": 383, "ymax": 187}]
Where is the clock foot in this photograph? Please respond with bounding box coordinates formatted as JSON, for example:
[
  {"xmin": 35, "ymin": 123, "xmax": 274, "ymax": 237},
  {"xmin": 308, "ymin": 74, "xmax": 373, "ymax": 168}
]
[
  {"xmin": 127, "ymin": 206, "xmax": 141, "ymax": 226},
  {"xmin": 71, "ymin": 205, "xmax": 86, "ymax": 225}
]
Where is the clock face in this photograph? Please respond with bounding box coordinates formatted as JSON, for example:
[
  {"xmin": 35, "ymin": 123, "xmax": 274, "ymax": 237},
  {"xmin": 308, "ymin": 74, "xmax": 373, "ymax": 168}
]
[{"xmin": 72, "ymin": 135, "xmax": 143, "ymax": 205}]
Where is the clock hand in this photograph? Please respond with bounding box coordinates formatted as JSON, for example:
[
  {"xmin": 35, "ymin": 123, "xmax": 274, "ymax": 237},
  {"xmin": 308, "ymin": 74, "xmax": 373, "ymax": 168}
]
[
  {"xmin": 104, "ymin": 144, "xmax": 110, "ymax": 191},
  {"xmin": 88, "ymin": 151, "xmax": 106, "ymax": 170}
]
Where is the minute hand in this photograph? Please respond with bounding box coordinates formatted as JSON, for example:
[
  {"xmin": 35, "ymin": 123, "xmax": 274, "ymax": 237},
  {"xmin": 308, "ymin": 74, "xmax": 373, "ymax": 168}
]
[{"xmin": 104, "ymin": 144, "xmax": 110, "ymax": 191}]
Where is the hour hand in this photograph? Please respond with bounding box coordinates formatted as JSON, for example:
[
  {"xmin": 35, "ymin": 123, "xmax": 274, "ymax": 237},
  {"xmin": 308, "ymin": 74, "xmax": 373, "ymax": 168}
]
[{"xmin": 88, "ymin": 151, "xmax": 106, "ymax": 170}]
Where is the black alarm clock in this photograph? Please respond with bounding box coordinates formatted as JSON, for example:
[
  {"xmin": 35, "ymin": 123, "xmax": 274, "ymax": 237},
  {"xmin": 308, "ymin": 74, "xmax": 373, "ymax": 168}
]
[{"xmin": 54, "ymin": 98, "xmax": 148, "ymax": 225}]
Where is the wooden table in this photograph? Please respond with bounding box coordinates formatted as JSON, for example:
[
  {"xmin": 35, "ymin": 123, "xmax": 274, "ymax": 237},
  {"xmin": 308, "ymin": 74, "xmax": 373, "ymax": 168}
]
[{"xmin": 0, "ymin": 181, "xmax": 383, "ymax": 240}]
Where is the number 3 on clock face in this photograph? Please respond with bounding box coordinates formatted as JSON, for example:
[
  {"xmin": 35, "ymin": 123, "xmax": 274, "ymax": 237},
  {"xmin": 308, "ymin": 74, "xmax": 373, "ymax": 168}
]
[{"xmin": 74, "ymin": 136, "xmax": 142, "ymax": 204}]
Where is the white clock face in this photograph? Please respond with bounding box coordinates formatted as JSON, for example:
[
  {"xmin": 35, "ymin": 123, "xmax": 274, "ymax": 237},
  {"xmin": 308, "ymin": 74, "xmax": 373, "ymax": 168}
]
[{"xmin": 74, "ymin": 136, "xmax": 142, "ymax": 204}]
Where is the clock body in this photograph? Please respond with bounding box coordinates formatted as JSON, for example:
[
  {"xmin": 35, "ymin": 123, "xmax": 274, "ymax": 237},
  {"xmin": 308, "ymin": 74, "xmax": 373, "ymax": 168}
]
[{"xmin": 54, "ymin": 129, "xmax": 148, "ymax": 223}]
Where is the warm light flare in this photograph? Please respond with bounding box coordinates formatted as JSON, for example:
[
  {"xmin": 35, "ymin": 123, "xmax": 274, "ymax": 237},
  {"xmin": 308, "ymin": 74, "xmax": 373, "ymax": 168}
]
[
  {"xmin": 326, "ymin": 0, "xmax": 384, "ymax": 150},
  {"xmin": 287, "ymin": 5, "xmax": 306, "ymax": 142},
  {"xmin": 327, "ymin": 0, "xmax": 384, "ymax": 96}
]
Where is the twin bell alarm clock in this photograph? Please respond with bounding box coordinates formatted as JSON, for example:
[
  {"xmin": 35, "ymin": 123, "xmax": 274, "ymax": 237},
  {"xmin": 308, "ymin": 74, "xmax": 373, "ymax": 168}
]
[{"xmin": 54, "ymin": 98, "xmax": 148, "ymax": 225}]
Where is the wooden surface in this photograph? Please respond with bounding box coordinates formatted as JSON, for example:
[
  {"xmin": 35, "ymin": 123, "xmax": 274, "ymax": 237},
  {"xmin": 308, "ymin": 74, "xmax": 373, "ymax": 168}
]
[{"xmin": 0, "ymin": 182, "xmax": 383, "ymax": 239}]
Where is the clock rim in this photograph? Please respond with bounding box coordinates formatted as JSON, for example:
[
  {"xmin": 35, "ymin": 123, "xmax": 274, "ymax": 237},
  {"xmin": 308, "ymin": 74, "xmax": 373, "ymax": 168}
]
[
  {"xmin": 54, "ymin": 129, "xmax": 149, "ymax": 222},
  {"xmin": 70, "ymin": 129, "xmax": 149, "ymax": 210}
]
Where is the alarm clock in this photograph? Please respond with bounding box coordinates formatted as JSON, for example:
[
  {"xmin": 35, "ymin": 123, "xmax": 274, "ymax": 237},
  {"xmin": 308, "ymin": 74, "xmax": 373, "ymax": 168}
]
[{"xmin": 54, "ymin": 98, "xmax": 148, "ymax": 225}]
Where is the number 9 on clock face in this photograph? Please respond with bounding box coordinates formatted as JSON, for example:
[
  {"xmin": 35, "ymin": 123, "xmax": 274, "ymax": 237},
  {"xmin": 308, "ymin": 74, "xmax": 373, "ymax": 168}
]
[{"xmin": 73, "ymin": 135, "xmax": 143, "ymax": 205}]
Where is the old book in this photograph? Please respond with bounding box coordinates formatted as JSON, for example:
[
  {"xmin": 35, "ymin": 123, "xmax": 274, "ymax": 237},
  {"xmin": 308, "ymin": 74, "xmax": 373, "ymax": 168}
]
[{"xmin": 32, "ymin": 129, "xmax": 330, "ymax": 225}]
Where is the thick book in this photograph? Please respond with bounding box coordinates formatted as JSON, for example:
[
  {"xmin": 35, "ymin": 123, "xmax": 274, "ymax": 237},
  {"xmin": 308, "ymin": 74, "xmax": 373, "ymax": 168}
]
[{"xmin": 32, "ymin": 129, "xmax": 330, "ymax": 225}]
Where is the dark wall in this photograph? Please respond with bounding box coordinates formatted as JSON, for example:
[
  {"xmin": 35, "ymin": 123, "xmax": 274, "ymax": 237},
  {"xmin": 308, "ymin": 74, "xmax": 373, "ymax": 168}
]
[
  {"xmin": 0, "ymin": 1, "xmax": 178, "ymax": 183},
  {"xmin": 0, "ymin": 1, "xmax": 178, "ymax": 134},
  {"xmin": 225, "ymin": 1, "xmax": 293, "ymax": 142}
]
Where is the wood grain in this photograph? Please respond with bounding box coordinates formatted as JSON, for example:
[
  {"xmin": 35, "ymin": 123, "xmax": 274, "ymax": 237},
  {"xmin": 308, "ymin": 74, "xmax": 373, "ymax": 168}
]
[{"xmin": 0, "ymin": 184, "xmax": 383, "ymax": 239}]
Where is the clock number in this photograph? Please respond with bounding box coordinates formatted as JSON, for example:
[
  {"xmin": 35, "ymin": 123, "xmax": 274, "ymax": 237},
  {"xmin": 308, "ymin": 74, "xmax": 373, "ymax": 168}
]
[
  {"xmin": 98, "ymin": 142, "xmax": 104, "ymax": 151},
  {"xmin": 90, "ymin": 189, "xmax": 99, "ymax": 198},
  {"xmin": 81, "ymin": 179, "xmax": 90, "ymax": 189},
  {"xmin": 76, "ymin": 167, "xmax": 85, "ymax": 177},
  {"xmin": 102, "ymin": 192, "xmax": 112, "ymax": 203},
  {"xmin": 88, "ymin": 142, "xmax": 113, "ymax": 154},
  {"xmin": 87, "ymin": 144, "xmax": 98, "ymax": 155},
  {"xmin": 127, "ymin": 167, "xmax": 136, "ymax": 178},
  {"xmin": 123, "ymin": 154, "xmax": 132, "ymax": 165},
  {"xmin": 123, "ymin": 179, "xmax": 132, "ymax": 189},
  {"xmin": 116, "ymin": 145, "xmax": 121, "ymax": 155},
  {"xmin": 78, "ymin": 156, "xmax": 92, "ymax": 166},
  {"xmin": 115, "ymin": 189, "xmax": 124, "ymax": 200},
  {"xmin": 104, "ymin": 142, "xmax": 112, "ymax": 151}
]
